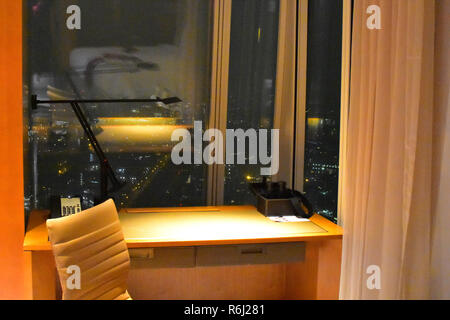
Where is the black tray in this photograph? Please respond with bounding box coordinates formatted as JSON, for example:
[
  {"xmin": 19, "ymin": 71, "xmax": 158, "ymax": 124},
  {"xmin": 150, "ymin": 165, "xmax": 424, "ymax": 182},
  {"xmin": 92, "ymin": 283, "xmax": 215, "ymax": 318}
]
[{"xmin": 249, "ymin": 182, "xmax": 314, "ymax": 218}]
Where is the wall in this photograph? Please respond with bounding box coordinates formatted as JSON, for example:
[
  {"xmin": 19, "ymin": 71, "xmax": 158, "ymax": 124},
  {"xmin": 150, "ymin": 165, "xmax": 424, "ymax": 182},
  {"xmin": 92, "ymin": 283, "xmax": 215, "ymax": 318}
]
[
  {"xmin": 0, "ymin": 0, "xmax": 29, "ymax": 299},
  {"xmin": 431, "ymin": 0, "xmax": 450, "ymax": 300}
]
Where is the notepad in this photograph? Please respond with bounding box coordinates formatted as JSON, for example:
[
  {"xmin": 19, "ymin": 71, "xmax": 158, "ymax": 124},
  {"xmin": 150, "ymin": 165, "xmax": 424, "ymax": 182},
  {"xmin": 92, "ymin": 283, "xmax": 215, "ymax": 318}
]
[{"xmin": 268, "ymin": 216, "xmax": 310, "ymax": 223}]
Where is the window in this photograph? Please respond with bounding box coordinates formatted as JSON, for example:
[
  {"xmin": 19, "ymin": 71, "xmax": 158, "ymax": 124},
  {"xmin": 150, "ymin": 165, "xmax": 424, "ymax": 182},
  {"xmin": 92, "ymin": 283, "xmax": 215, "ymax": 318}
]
[
  {"xmin": 24, "ymin": 0, "xmax": 347, "ymax": 223},
  {"xmin": 219, "ymin": 0, "xmax": 345, "ymax": 223},
  {"xmin": 224, "ymin": 0, "xmax": 280, "ymax": 205},
  {"xmin": 302, "ymin": 0, "xmax": 344, "ymax": 223},
  {"xmin": 24, "ymin": 0, "xmax": 213, "ymax": 210}
]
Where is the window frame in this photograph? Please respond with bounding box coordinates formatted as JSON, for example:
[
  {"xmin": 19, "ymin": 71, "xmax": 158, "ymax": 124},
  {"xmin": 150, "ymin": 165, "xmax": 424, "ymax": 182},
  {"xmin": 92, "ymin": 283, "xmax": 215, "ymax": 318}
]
[
  {"xmin": 208, "ymin": 0, "xmax": 352, "ymax": 225},
  {"xmin": 338, "ymin": 0, "xmax": 352, "ymax": 225}
]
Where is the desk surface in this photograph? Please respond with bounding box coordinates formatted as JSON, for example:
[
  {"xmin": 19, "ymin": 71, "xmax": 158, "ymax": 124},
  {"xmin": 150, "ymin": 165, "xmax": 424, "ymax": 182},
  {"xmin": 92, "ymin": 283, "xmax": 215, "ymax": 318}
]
[{"xmin": 23, "ymin": 205, "xmax": 343, "ymax": 251}]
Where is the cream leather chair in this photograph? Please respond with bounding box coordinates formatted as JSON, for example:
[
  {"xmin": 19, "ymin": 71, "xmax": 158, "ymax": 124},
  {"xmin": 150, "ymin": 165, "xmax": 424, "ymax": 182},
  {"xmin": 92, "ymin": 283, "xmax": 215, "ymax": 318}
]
[{"xmin": 46, "ymin": 199, "xmax": 132, "ymax": 300}]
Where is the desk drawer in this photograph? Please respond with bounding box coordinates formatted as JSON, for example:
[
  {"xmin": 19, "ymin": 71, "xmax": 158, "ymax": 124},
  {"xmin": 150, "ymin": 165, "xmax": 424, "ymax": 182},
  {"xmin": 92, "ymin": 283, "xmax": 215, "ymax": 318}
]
[
  {"xmin": 196, "ymin": 242, "xmax": 305, "ymax": 266},
  {"xmin": 130, "ymin": 247, "xmax": 195, "ymax": 269}
]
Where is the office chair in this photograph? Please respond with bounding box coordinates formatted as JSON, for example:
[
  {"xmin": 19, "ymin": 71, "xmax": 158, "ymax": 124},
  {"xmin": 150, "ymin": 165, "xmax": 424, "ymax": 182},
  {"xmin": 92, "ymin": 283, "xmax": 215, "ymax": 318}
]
[{"xmin": 46, "ymin": 199, "xmax": 132, "ymax": 300}]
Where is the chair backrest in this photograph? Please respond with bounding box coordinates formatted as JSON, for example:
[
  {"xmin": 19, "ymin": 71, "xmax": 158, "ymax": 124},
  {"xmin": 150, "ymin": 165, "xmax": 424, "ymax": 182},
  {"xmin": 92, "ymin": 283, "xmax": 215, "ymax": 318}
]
[{"xmin": 46, "ymin": 199, "xmax": 131, "ymax": 300}]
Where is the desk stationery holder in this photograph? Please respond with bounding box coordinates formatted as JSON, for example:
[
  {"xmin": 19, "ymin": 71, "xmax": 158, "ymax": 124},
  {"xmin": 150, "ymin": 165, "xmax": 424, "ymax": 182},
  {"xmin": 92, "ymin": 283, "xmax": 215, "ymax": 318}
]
[{"xmin": 249, "ymin": 179, "xmax": 314, "ymax": 218}]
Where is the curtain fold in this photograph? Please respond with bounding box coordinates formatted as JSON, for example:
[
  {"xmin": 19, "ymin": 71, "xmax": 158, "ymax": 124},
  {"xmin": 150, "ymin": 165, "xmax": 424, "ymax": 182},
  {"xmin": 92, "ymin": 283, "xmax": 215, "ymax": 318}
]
[{"xmin": 340, "ymin": 0, "xmax": 435, "ymax": 299}]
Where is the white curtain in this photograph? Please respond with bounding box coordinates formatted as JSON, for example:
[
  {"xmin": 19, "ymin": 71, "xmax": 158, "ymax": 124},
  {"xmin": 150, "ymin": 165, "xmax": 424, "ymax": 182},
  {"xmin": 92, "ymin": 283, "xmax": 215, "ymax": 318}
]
[{"xmin": 340, "ymin": 0, "xmax": 435, "ymax": 299}]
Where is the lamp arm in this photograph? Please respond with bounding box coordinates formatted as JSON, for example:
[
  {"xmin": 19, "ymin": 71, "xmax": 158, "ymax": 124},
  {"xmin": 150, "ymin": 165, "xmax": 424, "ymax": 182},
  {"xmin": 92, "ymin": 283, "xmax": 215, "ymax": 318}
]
[{"xmin": 69, "ymin": 102, "xmax": 123, "ymax": 201}]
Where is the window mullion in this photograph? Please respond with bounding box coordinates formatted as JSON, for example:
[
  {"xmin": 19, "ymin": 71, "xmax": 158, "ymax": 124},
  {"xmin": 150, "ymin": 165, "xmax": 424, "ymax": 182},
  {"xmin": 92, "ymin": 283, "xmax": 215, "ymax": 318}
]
[
  {"xmin": 294, "ymin": 0, "xmax": 308, "ymax": 192},
  {"xmin": 273, "ymin": 0, "xmax": 298, "ymax": 188},
  {"xmin": 207, "ymin": 0, "xmax": 232, "ymax": 206}
]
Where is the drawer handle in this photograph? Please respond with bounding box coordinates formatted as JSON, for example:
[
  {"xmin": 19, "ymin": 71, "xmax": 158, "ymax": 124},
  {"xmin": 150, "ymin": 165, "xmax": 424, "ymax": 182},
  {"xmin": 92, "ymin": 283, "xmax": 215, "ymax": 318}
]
[{"xmin": 240, "ymin": 248, "xmax": 264, "ymax": 255}]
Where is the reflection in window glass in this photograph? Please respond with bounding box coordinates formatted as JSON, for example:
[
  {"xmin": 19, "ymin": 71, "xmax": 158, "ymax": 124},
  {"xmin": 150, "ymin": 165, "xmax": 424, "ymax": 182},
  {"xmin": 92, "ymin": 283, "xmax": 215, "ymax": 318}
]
[
  {"xmin": 224, "ymin": 0, "xmax": 280, "ymax": 205},
  {"xmin": 303, "ymin": 0, "xmax": 343, "ymax": 223},
  {"xmin": 24, "ymin": 0, "xmax": 213, "ymax": 211}
]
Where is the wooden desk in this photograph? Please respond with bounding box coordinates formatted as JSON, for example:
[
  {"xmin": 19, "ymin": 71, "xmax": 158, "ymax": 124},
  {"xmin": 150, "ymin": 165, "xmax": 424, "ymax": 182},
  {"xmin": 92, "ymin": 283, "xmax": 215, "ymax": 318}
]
[{"xmin": 24, "ymin": 206, "xmax": 343, "ymax": 300}]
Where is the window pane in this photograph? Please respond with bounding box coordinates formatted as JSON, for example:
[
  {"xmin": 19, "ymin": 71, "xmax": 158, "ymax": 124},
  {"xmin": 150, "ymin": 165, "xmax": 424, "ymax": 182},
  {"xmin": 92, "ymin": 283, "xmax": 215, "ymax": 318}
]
[
  {"xmin": 224, "ymin": 0, "xmax": 280, "ymax": 205},
  {"xmin": 24, "ymin": 0, "xmax": 213, "ymax": 210},
  {"xmin": 303, "ymin": 0, "xmax": 343, "ymax": 222}
]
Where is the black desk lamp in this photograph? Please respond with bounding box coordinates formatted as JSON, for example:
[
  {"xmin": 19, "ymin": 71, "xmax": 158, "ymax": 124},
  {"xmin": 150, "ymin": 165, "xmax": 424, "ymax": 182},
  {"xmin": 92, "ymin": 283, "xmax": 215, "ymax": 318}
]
[{"xmin": 31, "ymin": 94, "xmax": 182, "ymax": 203}]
